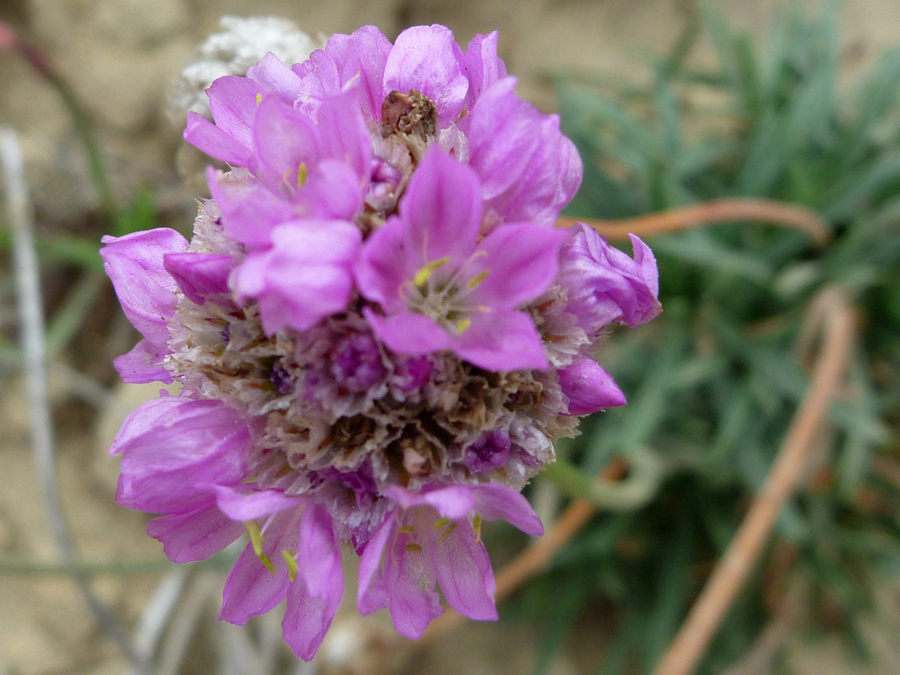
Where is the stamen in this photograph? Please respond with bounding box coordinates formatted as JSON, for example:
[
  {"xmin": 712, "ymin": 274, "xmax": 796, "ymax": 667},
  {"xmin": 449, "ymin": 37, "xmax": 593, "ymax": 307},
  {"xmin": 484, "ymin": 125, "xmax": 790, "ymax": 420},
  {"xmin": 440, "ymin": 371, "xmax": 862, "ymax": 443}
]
[
  {"xmin": 456, "ymin": 318, "xmax": 472, "ymax": 333},
  {"xmin": 398, "ymin": 525, "xmax": 415, "ymax": 534},
  {"xmin": 473, "ymin": 514, "xmax": 483, "ymax": 543},
  {"xmin": 244, "ymin": 521, "xmax": 276, "ymax": 573},
  {"xmin": 467, "ymin": 269, "xmax": 490, "ymax": 289},
  {"xmin": 297, "ymin": 163, "xmax": 308, "ymax": 188},
  {"xmin": 413, "ymin": 256, "xmax": 451, "ymax": 288},
  {"xmin": 434, "ymin": 517, "xmax": 451, "ymax": 531},
  {"xmin": 405, "ymin": 543, "xmax": 423, "ymax": 552},
  {"xmin": 244, "ymin": 521, "xmax": 265, "ymax": 557},
  {"xmin": 282, "ymin": 550, "xmax": 299, "ymax": 582},
  {"xmin": 256, "ymin": 93, "xmax": 262, "ymax": 105},
  {"xmin": 438, "ymin": 522, "xmax": 458, "ymax": 542}
]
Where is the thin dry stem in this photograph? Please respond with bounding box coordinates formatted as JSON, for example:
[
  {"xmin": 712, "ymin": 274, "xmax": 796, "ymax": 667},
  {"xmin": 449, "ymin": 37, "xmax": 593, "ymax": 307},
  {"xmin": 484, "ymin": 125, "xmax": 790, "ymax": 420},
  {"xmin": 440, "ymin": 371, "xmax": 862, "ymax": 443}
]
[
  {"xmin": 2, "ymin": 128, "xmax": 148, "ymax": 672},
  {"xmin": 653, "ymin": 286, "xmax": 857, "ymax": 675},
  {"xmin": 557, "ymin": 198, "xmax": 831, "ymax": 246}
]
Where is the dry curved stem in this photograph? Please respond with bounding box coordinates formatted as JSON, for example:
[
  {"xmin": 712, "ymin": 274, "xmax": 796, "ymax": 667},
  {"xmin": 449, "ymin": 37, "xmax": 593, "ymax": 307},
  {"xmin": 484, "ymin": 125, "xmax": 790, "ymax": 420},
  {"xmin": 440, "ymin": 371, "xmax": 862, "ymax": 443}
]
[
  {"xmin": 556, "ymin": 198, "xmax": 831, "ymax": 247},
  {"xmin": 652, "ymin": 286, "xmax": 858, "ymax": 675}
]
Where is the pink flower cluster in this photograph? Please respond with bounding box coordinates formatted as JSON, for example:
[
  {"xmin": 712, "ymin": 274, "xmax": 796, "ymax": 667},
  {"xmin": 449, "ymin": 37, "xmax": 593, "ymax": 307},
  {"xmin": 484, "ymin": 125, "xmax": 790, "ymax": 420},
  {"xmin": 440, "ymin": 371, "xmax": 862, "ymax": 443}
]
[{"xmin": 102, "ymin": 25, "xmax": 660, "ymax": 660}]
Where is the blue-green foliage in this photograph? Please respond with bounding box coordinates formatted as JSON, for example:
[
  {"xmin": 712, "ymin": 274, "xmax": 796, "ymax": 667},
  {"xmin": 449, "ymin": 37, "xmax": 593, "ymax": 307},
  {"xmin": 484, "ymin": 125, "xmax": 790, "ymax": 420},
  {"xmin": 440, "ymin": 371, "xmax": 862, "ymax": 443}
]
[{"xmin": 522, "ymin": 3, "xmax": 900, "ymax": 673}]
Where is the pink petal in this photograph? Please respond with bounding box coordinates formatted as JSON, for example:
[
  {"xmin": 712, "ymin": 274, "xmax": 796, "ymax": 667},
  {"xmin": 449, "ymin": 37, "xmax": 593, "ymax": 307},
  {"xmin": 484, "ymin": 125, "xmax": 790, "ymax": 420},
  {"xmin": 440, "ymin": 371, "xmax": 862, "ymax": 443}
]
[
  {"xmin": 232, "ymin": 220, "xmax": 361, "ymax": 334},
  {"xmin": 385, "ymin": 526, "xmax": 442, "ymax": 639},
  {"xmin": 324, "ymin": 26, "xmax": 392, "ymax": 118},
  {"xmin": 464, "ymin": 32, "xmax": 507, "ymax": 107},
  {"xmin": 315, "ymin": 87, "xmax": 372, "ymax": 179},
  {"xmin": 251, "ymin": 96, "xmax": 320, "ymax": 191},
  {"xmin": 219, "ymin": 510, "xmax": 301, "ymax": 625},
  {"xmin": 292, "ymin": 49, "xmax": 342, "ymax": 116},
  {"xmin": 147, "ymin": 505, "xmax": 245, "ymax": 563},
  {"xmin": 207, "ymin": 168, "xmax": 296, "ymax": 247},
  {"xmin": 383, "ymin": 485, "xmax": 475, "ymax": 520},
  {"xmin": 466, "ymin": 78, "xmax": 540, "ymax": 201},
  {"xmin": 294, "ymin": 159, "xmax": 364, "ymax": 221},
  {"xmin": 115, "ymin": 398, "xmax": 249, "ymax": 474},
  {"xmin": 357, "ymin": 515, "xmax": 393, "ymax": 615},
  {"xmin": 109, "ymin": 393, "xmax": 181, "ymax": 456},
  {"xmin": 101, "ymin": 228, "xmax": 188, "ymax": 345},
  {"xmin": 213, "ymin": 486, "xmax": 305, "ymax": 521},
  {"xmin": 354, "ymin": 216, "xmax": 417, "ymax": 311},
  {"xmin": 467, "ymin": 78, "xmax": 582, "ymax": 225},
  {"xmin": 491, "ymin": 114, "xmax": 582, "ymax": 225},
  {"xmin": 283, "ymin": 565, "xmax": 340, "ymax": 661},
  {"xmin": 383, "ymin": 25, "xmax": 468, "ymax": 126},
  {"xmin": 282, "ymin": 504, "xmax": 343, "ymax": 661},
  {"xmin": 247, "ymin": 52, "xmax": 304, "ymax": 104},
  {"xmin": 471, "ymin": 484, "xmax": 544, "ymax": 536},
  {"xmin": 113, "ymin": 339, "xmax": 172, "ymax": 384},
  {"xmin": 426, "ymin": 518, "xmax": 497, "ymax": 621},
  {"xmin": 112, "ymin": 398, "xmax": 250, "ymax": 513},
  {"xmin": 184, "ymin": 112, "xmax": 253, "ymax": 166},
  {"xmin": 362, "ymin": 308, "xmax": 451, "ymax": 356},
  {"xmin": 558, "ymin": 356, "xmax": 626, "ymax": 415},
  {"xmin": 471, "ymin": 223, "xmax": 571, "ymax": 308},
  {"xmin": 559, "ymin": 226, "xmax": 661, "ymax": 333},
  {"xmin": 399, "ymin": 147, "xmax": 482, "ymax": 262},
  {"xmin": 163, "ymin": 253, "xmax": 233, "ymax": 305},
  {"xmin": 453, "ymin": 309, "xmax": 548, "ymax": 372},
  {"xmin": 630, "ymin": 233, "xmax": 660, "ymax": 299},
  {"xmin": 206, "ymin": 75, "xmax": 266, "ymax": 149}
]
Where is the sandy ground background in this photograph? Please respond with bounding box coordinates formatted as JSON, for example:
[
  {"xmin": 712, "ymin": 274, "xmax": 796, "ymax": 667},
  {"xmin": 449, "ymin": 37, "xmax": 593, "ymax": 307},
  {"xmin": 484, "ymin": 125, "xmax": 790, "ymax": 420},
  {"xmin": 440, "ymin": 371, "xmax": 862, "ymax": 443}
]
[{"xmin": 2, "ymin": 1, "xmax": 900, "ymax": 674}]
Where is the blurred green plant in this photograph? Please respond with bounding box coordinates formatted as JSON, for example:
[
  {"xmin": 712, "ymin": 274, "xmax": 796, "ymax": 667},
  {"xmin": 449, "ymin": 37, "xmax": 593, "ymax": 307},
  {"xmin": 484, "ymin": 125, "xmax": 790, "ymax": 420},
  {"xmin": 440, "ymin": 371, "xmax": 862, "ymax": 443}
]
[
  {"xmin": 521, "ymin": 3, "xmax": 900, "ymax": 673},
  {"xmin": 0, "ymin": 22, "xmax": 161, "ymax": 367}
]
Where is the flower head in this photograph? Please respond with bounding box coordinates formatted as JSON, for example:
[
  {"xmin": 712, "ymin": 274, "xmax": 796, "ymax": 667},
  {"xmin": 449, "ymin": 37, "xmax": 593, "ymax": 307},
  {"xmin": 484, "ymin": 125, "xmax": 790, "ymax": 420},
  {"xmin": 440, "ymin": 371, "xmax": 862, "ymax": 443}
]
[{"xmin": 104, "ymin": 23, "xmax": 660, "ymax": 660}]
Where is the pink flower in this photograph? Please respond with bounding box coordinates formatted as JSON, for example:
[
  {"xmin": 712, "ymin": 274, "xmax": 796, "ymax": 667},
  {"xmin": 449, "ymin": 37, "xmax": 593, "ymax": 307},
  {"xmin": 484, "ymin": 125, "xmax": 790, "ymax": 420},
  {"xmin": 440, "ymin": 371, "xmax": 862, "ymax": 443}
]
[
  {"xmin": 100, "ymin": 229, "xmax": 189, "ymax": 383},
  {"xmin": 356, "ymin": 148, "xmax": 570, "ymax": 371},
  {"xmin": 558, "ymin": 224, "xmax": 662, "ymax": 336},
  {"xmin": 358, "ymin": 483, "xmax": 543, "ymax": 638},
  {"xmin": 102, "ymin": 23, "xmax": 661, "ymax": 661},
  {"xmin": 231, "ymin": 218, "xmax": 362, "ymax": 334}
]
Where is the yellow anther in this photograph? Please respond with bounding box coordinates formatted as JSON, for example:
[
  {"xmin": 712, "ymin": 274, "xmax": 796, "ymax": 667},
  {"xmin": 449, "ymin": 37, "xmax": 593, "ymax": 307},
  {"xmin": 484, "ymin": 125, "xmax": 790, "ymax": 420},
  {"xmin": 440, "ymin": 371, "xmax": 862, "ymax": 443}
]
[
  {"xmin": 456, "ymin": 318, "xmax": 472, "ymax": 333},
  {"xmin": 259, "ymin": 553, "xmax": 276, "ymax": 574},
  {"xmin": 405, "ymin": 543, "xmax": 423, "ymax": 553},
  {"xmin": 467, "ymin": 270, "xmax": 490, "ymax": 289},
  {"xmin": 244, "ymin": 521, "xmax": 276, "ymax": 573},
  {"xmin": 256, "ymin": 93, "xmax": 263, "ymax": 105},
  {"xmin": 398, "ymin": 525, "xmax": 415, "ymax": 534},
  {"xmin": 244, "ymin": 521, "xmax": 265, "ymax": 557},
  {"xmin": 473, "ymin": 514, "xmax": 483, "ymax": 543},
  {"xmin": 282, "ymin": 550, "xmax": 299, "ymax": 582},
  {"xmin": 413, "ymin": 256, "xmax": 451, "ymax": 288},
  {"xmin": 438, "ymin": 522, "xmax": 458, "ymax": 542},
  {"xmin": 297, "ymin": 163, "xmax": 308, "ymax": 188},
  {"xmin": 434, "ymin": 517, "xmax": 451, "ymax": 531}
]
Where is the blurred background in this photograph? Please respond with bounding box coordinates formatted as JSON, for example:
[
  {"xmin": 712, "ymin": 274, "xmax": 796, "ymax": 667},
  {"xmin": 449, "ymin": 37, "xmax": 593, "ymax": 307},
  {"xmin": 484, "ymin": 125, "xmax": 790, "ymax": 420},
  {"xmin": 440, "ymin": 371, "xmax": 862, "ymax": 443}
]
[{"xmin": 2, "ymin": 1, "xmax": 900, "ymax": 674}]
